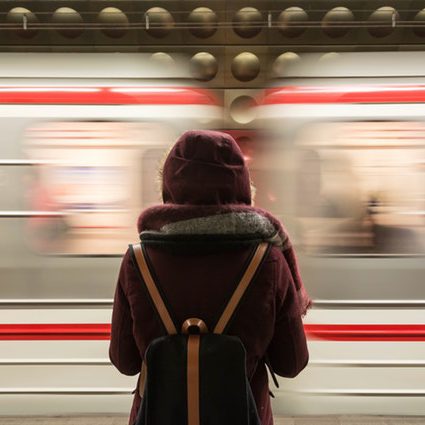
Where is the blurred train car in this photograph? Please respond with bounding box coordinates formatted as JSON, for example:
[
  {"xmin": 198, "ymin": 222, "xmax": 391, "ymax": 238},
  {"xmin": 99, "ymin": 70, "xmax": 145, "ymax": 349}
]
[
  {"xmin": 256, "ymin": 52, "xmax": 425, "ymax": 415},
  {"xmin": 0, "ymin": 53, "xmax": 221, "ymax": 415},
  {"xmin": 1, "ymin": 50, "xmax": 424, "ymax": 418}
]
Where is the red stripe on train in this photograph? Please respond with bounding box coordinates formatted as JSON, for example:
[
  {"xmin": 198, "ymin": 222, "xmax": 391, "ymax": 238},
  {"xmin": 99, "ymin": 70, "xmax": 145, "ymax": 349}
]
[
  {"xmin": 0, "ymin": 324, "xmax": 111, "ymax": 340},
  {"xmin": 304, "ymin": 324, "xmax": 425, "ymax": 341},
  {"xmin": 1, "ymin": 323, "xmax": 425, "ymax": 341},
  {"xmin": 0, "ymin": 87, "xmax": 218, "ymax": 105},
  {"xmin": 263, "ymin": 85, "xmax": 425, "ymax": 105}
]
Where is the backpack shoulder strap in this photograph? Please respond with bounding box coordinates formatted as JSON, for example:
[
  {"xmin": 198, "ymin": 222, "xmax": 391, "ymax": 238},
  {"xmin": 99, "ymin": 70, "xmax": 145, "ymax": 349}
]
[
  {"xmin": 130, "ymin": 243, "xmax": 177, "ymax": 335},
  {"xmin": 213, "ymin": 242, "xmax": 269, "ymax": 334}
]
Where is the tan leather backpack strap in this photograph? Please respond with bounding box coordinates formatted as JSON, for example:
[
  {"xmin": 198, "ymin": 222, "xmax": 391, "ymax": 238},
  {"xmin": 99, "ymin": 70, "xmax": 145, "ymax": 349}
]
[
  {"xmin": 187, "ymin": 334, "xmax": 201, "ymax": 425},
  {"xmin": 213, "ymin": 242, "xmax": 269, "ymax": 334},
  {"xmin": 131, "ymin": 243, "xmax": 177, "ymax": 335}
]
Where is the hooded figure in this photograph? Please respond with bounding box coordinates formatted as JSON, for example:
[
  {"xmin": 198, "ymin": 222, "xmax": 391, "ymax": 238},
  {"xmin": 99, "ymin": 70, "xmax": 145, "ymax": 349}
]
[{"xmin": 109, "ymin": 130, "xmax": 311, "ymax": 425}]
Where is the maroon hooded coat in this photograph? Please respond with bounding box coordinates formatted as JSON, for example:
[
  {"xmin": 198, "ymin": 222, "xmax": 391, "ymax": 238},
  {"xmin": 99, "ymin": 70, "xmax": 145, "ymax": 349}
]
[{"xmin": 109, "ymin": 130, "xmax": 311, "ymax": 425}]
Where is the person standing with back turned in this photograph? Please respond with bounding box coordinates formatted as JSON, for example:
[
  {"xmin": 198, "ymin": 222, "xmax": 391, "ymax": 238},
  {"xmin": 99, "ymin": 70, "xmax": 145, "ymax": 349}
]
[{"xmin": 109, "ymin": 130, "xmax": 311, "ymax": 425}]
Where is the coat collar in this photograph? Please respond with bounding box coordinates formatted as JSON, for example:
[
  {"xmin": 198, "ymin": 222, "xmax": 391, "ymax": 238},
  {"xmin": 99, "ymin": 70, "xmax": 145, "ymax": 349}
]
[{"xmin": 138, "ymin": 204, "xmax": 289, "ymax": 248}]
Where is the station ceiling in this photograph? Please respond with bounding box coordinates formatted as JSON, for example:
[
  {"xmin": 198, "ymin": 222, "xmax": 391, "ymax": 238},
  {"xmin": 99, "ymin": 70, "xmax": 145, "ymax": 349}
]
[{"xmin": 1, "ymin": 1, "xmax": 425, "ymax": 91}]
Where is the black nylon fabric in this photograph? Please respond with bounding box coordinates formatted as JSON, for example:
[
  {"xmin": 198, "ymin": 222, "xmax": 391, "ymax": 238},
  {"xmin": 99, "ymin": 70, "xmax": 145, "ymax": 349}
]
[{"xmin": 134, "ymin": 334, "xmax": 261, "ymax": 425}]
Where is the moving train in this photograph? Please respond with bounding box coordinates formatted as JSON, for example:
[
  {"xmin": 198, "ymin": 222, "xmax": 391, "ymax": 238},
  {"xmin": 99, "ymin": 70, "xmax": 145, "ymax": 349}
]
[
  {"xmin": 0, "ymin": 51, "xmax": 424, "ymax": 417},
  {"xmin": 0, "ymin": 53, "xmax": 221, "ymax": 415},
  {"xmin": 256, "ymin": 51, "xmax": 425, "ymax": 415}
]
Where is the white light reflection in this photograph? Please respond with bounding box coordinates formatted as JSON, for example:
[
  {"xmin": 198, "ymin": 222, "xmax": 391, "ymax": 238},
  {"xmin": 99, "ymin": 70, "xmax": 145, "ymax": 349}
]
[
  {"xmin": 273, "ymin": 85, "xmax": 425, "ymax": 95},
  {"xmin": 0, "ymin": 87, "xmax": 102, "ymax": 92},
  {"xmin": 110, "ymin": 87, "xmax": 186, "ymax": 94}
]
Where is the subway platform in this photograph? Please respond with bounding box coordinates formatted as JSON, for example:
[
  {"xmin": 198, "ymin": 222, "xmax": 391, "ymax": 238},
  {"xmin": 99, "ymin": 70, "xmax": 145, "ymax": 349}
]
[{"xmin": 0, "ymin": 416, "xmax": 425, "ymax": 425}]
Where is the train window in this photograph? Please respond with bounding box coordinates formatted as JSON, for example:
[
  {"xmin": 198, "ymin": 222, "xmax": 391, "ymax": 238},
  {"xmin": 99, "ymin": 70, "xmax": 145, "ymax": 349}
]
[
  {"xmin": 24, "ymin": 121, "xmax": 172, "ymax": 255},
  {"xmin": 294, "ymin": 121, "xmax": 425, "ymax": 255}
]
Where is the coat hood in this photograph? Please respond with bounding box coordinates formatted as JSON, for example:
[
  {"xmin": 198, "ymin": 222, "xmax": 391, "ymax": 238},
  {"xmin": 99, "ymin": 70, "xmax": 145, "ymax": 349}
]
[{"xmin": 162, "ymin": 130, "xmax": 252, "ymax": 205}]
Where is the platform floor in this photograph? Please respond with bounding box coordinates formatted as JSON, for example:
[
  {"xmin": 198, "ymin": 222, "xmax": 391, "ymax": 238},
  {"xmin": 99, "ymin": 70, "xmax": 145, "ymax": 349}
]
[{"xmin": 0, "ymin": 416, "xmax": 424, "ymax": 425}]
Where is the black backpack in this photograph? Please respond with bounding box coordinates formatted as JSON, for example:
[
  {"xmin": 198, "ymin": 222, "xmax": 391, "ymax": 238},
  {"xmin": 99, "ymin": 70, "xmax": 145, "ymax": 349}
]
[{"xmin": 129, "ymin": 241, "xmax": 269, "ymax": 425}]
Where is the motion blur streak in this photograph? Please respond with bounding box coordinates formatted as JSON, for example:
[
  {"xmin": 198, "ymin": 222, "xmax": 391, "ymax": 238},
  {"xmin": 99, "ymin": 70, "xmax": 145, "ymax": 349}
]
[
  {"xmin": 0, "ymin": 86, "xmax": 217, "ymax": 105},
  {"xmin": 0, "ymin": 324, "xmax": 111, "ymax": 340},
  {"xmin": 264, "ymin": 84, "xmax": 425, "ymax": 104},
  {"xmin": 304, "ymin": 324, "xmax": 425, "ymax": 341},
  {"xmin": 2, "ymin": 323, "xmax": 425, "ymax": 341}
]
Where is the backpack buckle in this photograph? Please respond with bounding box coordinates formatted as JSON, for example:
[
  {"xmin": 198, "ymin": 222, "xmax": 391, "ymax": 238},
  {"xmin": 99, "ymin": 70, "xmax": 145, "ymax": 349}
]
[{"xmin": 181, "ymin": 318, "xmax": 208, "ymax": 334}]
